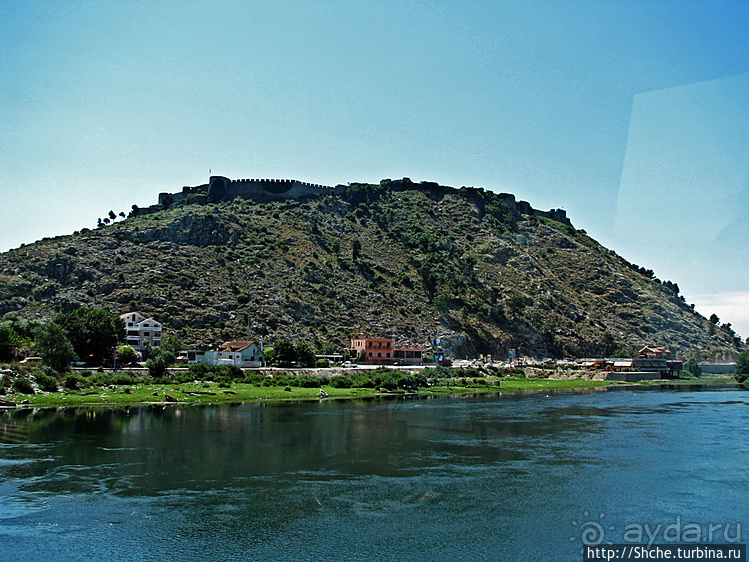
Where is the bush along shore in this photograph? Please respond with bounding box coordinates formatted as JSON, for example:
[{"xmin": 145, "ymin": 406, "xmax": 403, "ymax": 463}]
[{"xmin": 0, "ymin": 365, "xmax": 740, "ymax": 409}]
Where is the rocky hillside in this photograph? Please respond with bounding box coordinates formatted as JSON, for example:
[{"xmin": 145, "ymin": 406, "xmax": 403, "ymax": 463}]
[{"xmin": 0, "ymin": 179, "xmax": 742, "ymax": 360}]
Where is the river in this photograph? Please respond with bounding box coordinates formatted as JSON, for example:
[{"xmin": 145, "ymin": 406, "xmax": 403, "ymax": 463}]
[{"xmin": 1, "ymin": 387, "xmax": 747, "ymax": 561}]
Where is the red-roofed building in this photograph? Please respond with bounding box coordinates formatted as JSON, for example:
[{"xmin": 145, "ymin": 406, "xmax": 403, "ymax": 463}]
[{"xmin": 639, "ymin": 346, "xmax": 671, "ymax": 359}]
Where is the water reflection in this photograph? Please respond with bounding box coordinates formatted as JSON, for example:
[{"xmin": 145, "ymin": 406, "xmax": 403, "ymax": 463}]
[{"xmin": 1, "ymin": 390, "xmax": 747, "ymax": 561}]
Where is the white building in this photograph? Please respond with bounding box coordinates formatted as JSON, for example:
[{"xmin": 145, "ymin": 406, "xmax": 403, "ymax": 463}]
[
  {"xmin": 120, "ymin": 312, "xmax": 163, "ymax": 351},
  {"xmin": 194, "ymin": 341, "xmax": 265, "ymax": 368}
]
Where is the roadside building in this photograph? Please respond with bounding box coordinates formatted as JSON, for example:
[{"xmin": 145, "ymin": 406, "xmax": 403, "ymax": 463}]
[
  {"xmin": 639, "ymin": 346, "xmax": 671, "ymax": 359},
  {"xmin": 191, "ymin": 341, "xmax": 265, "ymax": 368},
  {"xmin": 393, "ymin": 347, "xmax": 424, "ymax": 365},
  {"xmin": 351, "ymin": 335, "xmax": 394, "ymax": 365},
  {"xmin": 350, "ymin": 335, "xmax": 424, "ymax": 366},
  {"xmin": 119, "ymin": 312, "xmax": 162, "ymax": 351}
]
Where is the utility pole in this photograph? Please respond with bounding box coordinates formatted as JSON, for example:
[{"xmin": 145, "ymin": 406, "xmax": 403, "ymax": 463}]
[{"xmin": 247, "ymin": 298, "xmax": 251, "ymax": 342}]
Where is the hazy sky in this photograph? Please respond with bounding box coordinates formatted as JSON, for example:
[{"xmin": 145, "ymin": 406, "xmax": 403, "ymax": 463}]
[{"xmin": 2, "ymin": 1, "xmax": 748, "ymax": 336}]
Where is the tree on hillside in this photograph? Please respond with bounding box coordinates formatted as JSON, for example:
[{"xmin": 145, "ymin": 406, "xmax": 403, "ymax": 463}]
[
  {"xmin": 145, "ymin": 345, "xmax": 176, "ymax": 378},
  {"xmin": 709, "ymin": 314, "xmax": 720, "ymax": 325},
  {"xmin": 735, "ymin": 350, "xmax": 749, "ymax": 384},
  {"xmin": 600, "ymin": 331, "xmax": 615, "ymax": 357},
  {"xmin": 683, "ymin": 358, "xmax": 702, "ymax": 378},
  {"xmin": 0, "ymin": 323, "xmax": 30, "ymax": 361},
  {"xmin": 160, "ymin": 335, "xmax": 183, "ymax": 357},
  {"xmin": 271, "ymin": 339, "xmax": 296, "ymax": 366},
  {"xmin": 55, "ymin": 307, "xmax": 125, "ymax": 366},
  {"xmin": 294, "ymin": 342, "xmax": 316, "ymax": 368},
  {"xmin": 34, "ymin": 322, "xmax": 76, "ymax": 373},
  {"xmin": 117, "ymin": 345, "xmax": 137, "ymax": 365}
]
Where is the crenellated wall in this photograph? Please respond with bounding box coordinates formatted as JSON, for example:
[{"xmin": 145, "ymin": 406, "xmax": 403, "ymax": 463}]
[
  {"xmin": 209, "ymin": 176, "xmax": 343, "ymax": 202},
  {"xmin": 152, "ymin": 176, "xmax": 569, "ymax": 225}
]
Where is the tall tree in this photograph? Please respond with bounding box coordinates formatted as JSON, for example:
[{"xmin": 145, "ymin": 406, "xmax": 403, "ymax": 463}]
[
  {"xmin": 145, "ymin": 346, "xmax": 176, "ymax": 377},
  {"xmin": 735, "ymin": 350, "xmax": 749, "ymax": 384},
  {"xmin": 272, "ymin": 338, "xmax": 296, "ymax": 366},
  {"xmin": 55, "ymin": 307, "xmax": 125, "ymax": 366},
  {"xmin": 0, "ymin": 322, "xmax": 31, "ymax": 361},
  {"xmin": 683, "ymin": 358, "xmax": 702, "ymax": 378},
  {"xmin": 294, "ymin": 342, "xmax": 316, "ymax": 367},
  {"xmin": 160, "ymin": 335, "xmax": 183, "ymax": 356},
  {"xmin": 34, "ymin": 322, "xmax": 77, "ymax": 373}
]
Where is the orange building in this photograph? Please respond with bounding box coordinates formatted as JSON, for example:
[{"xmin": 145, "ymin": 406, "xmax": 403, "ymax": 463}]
[
  {"xmin": 351, "ymin": 335, "xmax": 395, "ymax": 365},
  {"xmin": 350, "ymin": 335, "xmax": 424, "ymax": 365}
]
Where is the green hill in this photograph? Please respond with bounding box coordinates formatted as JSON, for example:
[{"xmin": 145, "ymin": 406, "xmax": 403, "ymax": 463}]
[{"xmin": 0, "ymin": 179, "xmax": 742, "ymax": 360}]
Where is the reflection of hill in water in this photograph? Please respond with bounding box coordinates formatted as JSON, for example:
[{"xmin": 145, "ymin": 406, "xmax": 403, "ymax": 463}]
[
  {"xmin": 1, "ymin": 397, "xmax": 601, "ymax": 496},
  {"xmin": 3, "ymin": 391, "xmax": 748, "ymax": 561}
]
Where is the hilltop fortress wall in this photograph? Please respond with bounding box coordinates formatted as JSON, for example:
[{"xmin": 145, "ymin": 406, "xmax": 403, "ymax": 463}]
[
  {"xmin": 152, "ymin": 176, "xmax": 569, "ymax": 225},
  {"xmin": 498, "ymin": 194, "xmax": 570, "ymax": 225},
  {"xmin": 211, "ymin": 176, "xmax": 345, "ymax": 201}
]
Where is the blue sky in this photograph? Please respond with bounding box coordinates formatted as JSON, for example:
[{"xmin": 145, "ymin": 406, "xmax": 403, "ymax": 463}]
[{"xmin": 1, "ymin": 0, "xmax": 748, "ymax": 337}]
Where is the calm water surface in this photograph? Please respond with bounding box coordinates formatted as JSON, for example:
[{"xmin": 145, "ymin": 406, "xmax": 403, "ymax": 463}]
[{"xmin": 1, "ymin": 388, "xmax": 747, "ymax": 561}]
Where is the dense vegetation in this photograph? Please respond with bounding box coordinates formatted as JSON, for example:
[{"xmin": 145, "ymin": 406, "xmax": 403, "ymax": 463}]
[{"xmin": 0, "ymin": 364, "xmax": 501, "ymax": 398}]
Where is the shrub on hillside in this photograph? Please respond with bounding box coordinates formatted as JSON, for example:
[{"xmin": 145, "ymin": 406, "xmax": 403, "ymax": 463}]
[
  {"xmin": 329, "ymin": 376, "xmax": 352, "ymax": 389},
  {"xmin": 34, "ymin": 371, "xmax": 60, "ymax": 392},
  {"xmin": 11, "ymin": 376, "xmax": 35, "ymax": 394},
  {"xmin": 328, "ymin": 368, "xmax": 426, "ymax": 391},
  {"xmin": 186, "ymin": 363, "xmax": 244, "ymax": 382},
  {"xmin": 65, "ymin": 373, "xmax": 88, "ymax": 390}
]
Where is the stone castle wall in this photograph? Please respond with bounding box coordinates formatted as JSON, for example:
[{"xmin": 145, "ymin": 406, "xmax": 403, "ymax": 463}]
[
  {"xmin": 153, "ymin": 176, "xmax": 569, "ymax": 225},
  {"xmin": 213, "ymin": 176, "xmax": 344, "ymax": 202},
  {"xmin": 496, "ymin": 193, "xmax": 570, "ymax": 226}
]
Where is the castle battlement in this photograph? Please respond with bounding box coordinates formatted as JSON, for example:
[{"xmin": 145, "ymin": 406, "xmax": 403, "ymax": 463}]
[
  {"xmin": 211, "ymin": 176, "xmax": 343, "ymax": 201},
  {"xmin": 150, "ymin": 176, "xmax": 569, "ymax": 226}
]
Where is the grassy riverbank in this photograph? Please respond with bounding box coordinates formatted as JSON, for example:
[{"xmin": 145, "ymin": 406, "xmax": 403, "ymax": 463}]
[{"xmin": 3, "ymin": 373, "xmax": 739, "ymax": 409}]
